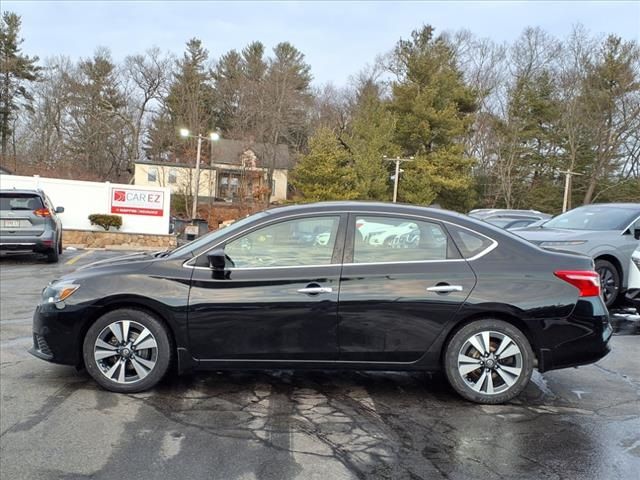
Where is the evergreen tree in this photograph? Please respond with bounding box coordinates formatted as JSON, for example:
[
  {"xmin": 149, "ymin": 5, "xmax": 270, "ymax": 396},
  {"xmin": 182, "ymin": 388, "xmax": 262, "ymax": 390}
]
[
  {"xmin": 147, "ymin": 38, "xmax": 214, "ymax": 162},
  {"xmin": 343, "ymin": 80, "xmax": 397, "ymax": 200},
  {"xmin": 389, "ymin": 25, "xmax": 477, "ymax": 209},
  {"xmin": 291, "ymin": 128, "xmax": 357, "ymax": 201},
  {"xmin": 0, "ymin": 11, "xmax": 40, "ymax": 157},
  {"xmin": 65, "ymin": 49, "xmax": 129, "ymax": 179}
]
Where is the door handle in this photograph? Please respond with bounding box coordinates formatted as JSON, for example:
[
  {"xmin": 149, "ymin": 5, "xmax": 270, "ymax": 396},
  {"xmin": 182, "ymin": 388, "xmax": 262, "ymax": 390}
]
[
  {"xmin": 297, "ymin": 287, "xmax": 333, "ymax": 294},
  {"xmin": 427, "ymin": 285, "xmax": 463, "ymax": 293}
]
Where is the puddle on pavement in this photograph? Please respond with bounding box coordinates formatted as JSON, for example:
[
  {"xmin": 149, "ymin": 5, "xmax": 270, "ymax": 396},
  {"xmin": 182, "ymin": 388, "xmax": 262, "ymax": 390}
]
[{"xmin": 609, "ymin": 306, "xmax": 640, "ymax": 336}]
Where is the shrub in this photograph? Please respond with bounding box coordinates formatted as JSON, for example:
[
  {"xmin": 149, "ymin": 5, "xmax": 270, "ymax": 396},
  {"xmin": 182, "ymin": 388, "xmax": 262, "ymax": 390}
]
[{"xmin": 88, "ymin": 214, "xmax": 122, "ymax": 231}]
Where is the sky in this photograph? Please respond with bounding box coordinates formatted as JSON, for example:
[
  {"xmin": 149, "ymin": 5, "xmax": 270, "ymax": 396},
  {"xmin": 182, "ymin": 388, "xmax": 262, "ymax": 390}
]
[{"xmin": 4, "ymin": 1, "xmax": 640, "ymax": 86}]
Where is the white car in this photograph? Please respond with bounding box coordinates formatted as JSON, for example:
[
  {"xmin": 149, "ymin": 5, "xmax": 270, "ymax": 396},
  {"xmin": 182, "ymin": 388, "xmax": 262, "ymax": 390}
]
[
  {"xmin": 626, "ymin": 246, "xmax": 640, "ymax": 309},
  {"xmin": 368, "ymin": 222, "xmax": 418, "ymax": 246}
]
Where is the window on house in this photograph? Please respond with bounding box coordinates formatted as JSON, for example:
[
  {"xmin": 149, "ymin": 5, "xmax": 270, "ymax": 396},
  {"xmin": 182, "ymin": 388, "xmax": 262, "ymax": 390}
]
[
  {"xmin": 218, "ymin": 171, "xmax": 241, "ymax": 199},
  {"xmin": 147, "ymin": 167, "xmax": 158, "ymax": 182},
  {"xmin": 168, "ymin": 169, "xmax": 177, "ymax": 184}
]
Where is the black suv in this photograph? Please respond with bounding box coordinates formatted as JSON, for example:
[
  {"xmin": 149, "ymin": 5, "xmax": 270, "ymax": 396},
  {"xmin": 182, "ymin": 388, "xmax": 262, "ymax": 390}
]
[{"xmin": 0, "ymin": 189, "xmax": 64, "ymax": 262}]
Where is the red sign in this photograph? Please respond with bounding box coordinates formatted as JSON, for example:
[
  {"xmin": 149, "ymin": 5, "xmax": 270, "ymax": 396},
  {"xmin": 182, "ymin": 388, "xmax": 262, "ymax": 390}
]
[{"xmin": 110, "ymin": 188, "xmax": 164, "ymax": 216}]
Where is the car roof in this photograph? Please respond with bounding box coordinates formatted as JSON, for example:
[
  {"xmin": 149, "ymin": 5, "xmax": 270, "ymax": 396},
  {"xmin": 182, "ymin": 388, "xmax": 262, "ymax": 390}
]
[
  {"xmin": 572, "ymin": 203, "xmax": 640, "ymax": 209},
  {"xmin": 0, "ymin": 188, "xmax": 45, "ymax": 196},
  {"xmin": 266, "ymin": 201, "xmax": 455, "ymax": 217},
  {"xmin": 263, "ymin": 201, "xmax": 507, "ymax": 233}
]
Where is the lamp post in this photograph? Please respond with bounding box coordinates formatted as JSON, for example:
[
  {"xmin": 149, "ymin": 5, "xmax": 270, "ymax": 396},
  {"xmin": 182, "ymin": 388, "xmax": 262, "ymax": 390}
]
[{"xmin": 180, "ymin": 129, "xmax": 221, "ymax": 221}]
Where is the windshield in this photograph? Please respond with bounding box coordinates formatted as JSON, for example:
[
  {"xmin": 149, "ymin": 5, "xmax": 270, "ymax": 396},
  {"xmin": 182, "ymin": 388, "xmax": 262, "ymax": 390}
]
[
  {"xmin": 168, "ymin": 211, "xmax": 269, "ymax": 258},
  {"xmin": 543, "ymin": 205, "xmax": 640, "ymax": 231}
]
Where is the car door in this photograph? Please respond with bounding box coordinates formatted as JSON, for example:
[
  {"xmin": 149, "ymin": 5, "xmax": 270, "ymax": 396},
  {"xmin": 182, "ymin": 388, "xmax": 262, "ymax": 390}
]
[
  {"xmin": 187, "ymin": 213, "xmax": 346, "ymax": 361},
  {"xmin": 338, "ymin": 213, "xmax": 478, "ymax": 362}
]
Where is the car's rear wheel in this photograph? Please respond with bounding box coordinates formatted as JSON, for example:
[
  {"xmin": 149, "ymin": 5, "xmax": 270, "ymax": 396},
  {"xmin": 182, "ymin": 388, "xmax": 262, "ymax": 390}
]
[
  {"xmin": 444, "ymin": 319, "xmax": 534, "ymax": 404},
  {"xmin": 83, "ymin": 309, "xmax": 172, "ymax": 393},
  {"xmin": 46, "ymin": 243, "xmax": 59, "ymax": 263},
  {"xmin": 595, "ymin": 259, "xmax": 620, "ymax": 307}
]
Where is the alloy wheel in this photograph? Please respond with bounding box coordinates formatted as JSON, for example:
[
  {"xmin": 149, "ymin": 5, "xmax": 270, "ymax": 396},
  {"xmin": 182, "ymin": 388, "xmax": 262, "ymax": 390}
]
[
  {"xmin": 457, "ymin": 330, "xmax": 523, "ymax": 395},
  {"xmin": 596, "ymin": 266, "xmax": 616, "ymax": 305},
  {"xmin": 94, "ymin": 320, "xmax": 158, "ymax": 384}
]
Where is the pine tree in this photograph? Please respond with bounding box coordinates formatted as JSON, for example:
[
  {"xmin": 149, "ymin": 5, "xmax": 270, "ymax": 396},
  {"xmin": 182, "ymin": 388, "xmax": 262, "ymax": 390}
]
[
  {"xmin": 343, "ymin": 80, "xmax": 397, "ymax": 200},
  {"xmin": 0, "ymin": 11, "xmax": 40, "ymax": 157},
  {"xmin": 389, "ymin": 25, "xmax": 477, "ymax": 209},
  {"xmin": 147, "ymin": 38, "xmax": 215, "ymax": 163},
  {"xmin": 291, "ymin": 128, "xmax": 358, "ymax": 201}
]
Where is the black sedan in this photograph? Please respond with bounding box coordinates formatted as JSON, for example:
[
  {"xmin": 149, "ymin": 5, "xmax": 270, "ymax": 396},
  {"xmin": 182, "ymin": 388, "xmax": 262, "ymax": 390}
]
[{"xmin": 30, "ymin": 202, "xmax": 612, "ymax": 404}]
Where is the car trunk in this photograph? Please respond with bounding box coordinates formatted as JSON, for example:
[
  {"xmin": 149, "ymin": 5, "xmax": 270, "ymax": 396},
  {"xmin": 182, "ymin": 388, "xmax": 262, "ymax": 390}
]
[{"xmin": 0, "ymin": 193, "xmax": 47, "ymax": 237}]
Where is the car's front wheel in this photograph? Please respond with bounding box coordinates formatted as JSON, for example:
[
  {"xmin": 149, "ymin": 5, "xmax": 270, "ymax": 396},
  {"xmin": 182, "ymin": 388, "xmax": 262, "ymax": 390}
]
[
  {"xmin": 444, "ymin": 319, "xmax": 534, "ymax": 404},
  {"xmin": 83, "ymin": 309, "xmax": 172, "ymax": 393}
]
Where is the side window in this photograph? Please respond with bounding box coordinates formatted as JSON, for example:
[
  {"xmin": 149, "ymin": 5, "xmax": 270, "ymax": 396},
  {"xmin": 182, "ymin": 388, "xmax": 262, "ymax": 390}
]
[
  {"xmin": 225, "ymin": 216, "xmax": 340, "ymax": 268},
  {"xmin": 353, "ymin": 216, "xmax": 453, "ymax": 263},
  {"xmin": 447, "ymin": 224, "xmax": 495, "ymax": 259}
]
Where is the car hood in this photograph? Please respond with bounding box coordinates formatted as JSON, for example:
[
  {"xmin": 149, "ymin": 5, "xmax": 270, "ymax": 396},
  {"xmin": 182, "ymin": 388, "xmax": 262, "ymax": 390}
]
[
  {"xmin": 514, "ymin": 227, "xmax": 610, "ymax": 244},
  {"xmin": 75, "ymin": 251, "xmax": 160, "ymax": 271}
]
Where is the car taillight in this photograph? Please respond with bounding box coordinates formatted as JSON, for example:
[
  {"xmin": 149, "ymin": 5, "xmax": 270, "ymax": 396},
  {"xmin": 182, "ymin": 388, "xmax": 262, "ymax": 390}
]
[
  {"xmin": 33, "ymin": 208, "xmax": 51, "ymax": 217},
  {"xmin": 554, "ymin": 270, "xmax": 601, "ymax": 297}
]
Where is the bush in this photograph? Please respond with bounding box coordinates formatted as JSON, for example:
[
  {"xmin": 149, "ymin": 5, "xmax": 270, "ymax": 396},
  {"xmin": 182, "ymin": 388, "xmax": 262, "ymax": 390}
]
[{"xmin": 88, "ymin": 214, "xmax": 123, "ymax": 231}]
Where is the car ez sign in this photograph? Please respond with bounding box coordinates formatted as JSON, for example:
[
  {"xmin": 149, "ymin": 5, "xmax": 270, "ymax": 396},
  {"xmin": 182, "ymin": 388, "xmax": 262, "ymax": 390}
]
[{"xmin": 111, "ymin": 188, "xmax": 164, "ymax": 216}]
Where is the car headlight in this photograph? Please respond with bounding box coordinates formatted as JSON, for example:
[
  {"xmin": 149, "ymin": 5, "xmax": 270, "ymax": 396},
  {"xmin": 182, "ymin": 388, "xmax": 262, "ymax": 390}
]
[
  {"xmin": 42, "ymin": 280, "xmax": 80, "ymax": 307},
  {"xmin": 539, "ymin": 240, "xmax": 587, "ymax": 247}
]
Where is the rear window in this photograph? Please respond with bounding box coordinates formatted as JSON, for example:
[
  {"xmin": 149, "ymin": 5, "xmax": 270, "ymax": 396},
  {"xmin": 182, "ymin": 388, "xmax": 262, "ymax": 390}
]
[
  {"xmin": 0, "ymin": 193, "xmax": 44, "ymax": 211},
  {"xmin": 447, "ymin": 224, "xmax": 495, "ymax": 259}
]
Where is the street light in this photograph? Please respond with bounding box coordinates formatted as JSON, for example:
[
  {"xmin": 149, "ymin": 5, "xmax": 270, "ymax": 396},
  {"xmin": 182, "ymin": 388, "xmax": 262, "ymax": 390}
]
[{"xmin": 179, "ymin": 128, "xmax": 221, "ymax": 220}]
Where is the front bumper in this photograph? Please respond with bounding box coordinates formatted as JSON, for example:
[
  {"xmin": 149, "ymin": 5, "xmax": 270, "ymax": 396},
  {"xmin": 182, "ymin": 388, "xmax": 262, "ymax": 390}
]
[
  {"xmin": 29, "ymin": 302, "xmax": 92, "ymax": 366},
  {"xmin": 537, "ymin": 296, "xmax": 612, "ymax": 372}
]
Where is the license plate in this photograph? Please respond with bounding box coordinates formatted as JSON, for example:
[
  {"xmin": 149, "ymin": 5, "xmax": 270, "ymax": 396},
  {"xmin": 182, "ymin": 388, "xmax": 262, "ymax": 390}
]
[{"xmin": 1, "ymin": 219, "xmax": 21, "ymax": 228}]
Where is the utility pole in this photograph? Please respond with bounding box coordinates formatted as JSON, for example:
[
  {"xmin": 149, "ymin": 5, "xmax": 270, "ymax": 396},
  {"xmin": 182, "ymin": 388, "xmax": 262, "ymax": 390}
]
[
  {"xmin": 559, "ymin": 170, "xmax": 583, "ymax": 212},
  {"xmin": 192, "ymin": 135, "xmax": 203, "ymax": 220},
  {"xmin": 384, "ymin": 156, "xmax": 414, "ymax": 203}
]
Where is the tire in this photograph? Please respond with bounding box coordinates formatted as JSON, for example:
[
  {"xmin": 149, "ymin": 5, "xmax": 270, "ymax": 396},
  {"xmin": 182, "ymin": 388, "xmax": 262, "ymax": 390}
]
[
  {"xmin": 83, "ymin": 309, "xmax": 172, "ymax": 393},
  {"xmin": 444, "ymin": 319, "xmax": 534, "ymax": 404},
  {"xmin": 46, "ymin": 243, "xmax": 59, "ymax": 263},
  {"xmin": 58, "ymin": 234, "xmax": 63, "ymax": 254},
  {"xmin": 595, "ymin": 259, "xmax": 620, "ymax": 308}
]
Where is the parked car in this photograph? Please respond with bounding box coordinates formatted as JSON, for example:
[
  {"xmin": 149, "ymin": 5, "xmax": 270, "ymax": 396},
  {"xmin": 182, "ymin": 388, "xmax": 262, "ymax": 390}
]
[
  {"xmin": 516, "ymin": 203, "xmax": 640, "ymax": 307},
  {"xmin": 368, "ymin": 221, "xmax": 418, "ymax": 246},
  {"xmin": 469, "ymin": 209, "xmax": 552, "ymax": 230},
  {"xmin": 0, "ymin": 189, "xmax": 64, "ymax": 262},
  {"xmin": 626, "ymin": 246, "xmax": 640, "ymax": 310},
  {"xmin": 30, "ymin": 201, "xmax": 611, "ymax": 404}
]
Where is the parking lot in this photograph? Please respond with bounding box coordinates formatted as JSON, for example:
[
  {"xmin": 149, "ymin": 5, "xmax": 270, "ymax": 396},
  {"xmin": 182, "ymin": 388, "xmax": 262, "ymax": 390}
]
[{"xmin": 0, "ymin": 249, "xmax": 639, "ymax": 479}]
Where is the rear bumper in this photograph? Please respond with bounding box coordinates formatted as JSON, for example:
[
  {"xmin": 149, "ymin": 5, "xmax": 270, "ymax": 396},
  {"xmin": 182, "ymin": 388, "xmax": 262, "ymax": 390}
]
[
  {"xmin": 0, "ymin": 231, "xmax": 55, "ymax": 251},
  {"xmin": 537, "ymin": 296, "xmax": 612, "ymax": 372}
]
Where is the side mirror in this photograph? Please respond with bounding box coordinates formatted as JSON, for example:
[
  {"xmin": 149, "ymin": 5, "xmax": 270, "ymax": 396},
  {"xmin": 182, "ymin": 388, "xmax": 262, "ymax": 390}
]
[
  {"xmin": 55, "ymin": 206, "xmax": 64, "ymax": 213},
  {"xmin": 207, "ymin": 249, "xmax": 226, "ymax": 270}
]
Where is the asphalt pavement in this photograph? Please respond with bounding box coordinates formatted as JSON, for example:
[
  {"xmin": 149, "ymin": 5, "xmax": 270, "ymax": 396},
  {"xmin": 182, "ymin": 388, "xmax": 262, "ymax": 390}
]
[{"xmin": 0, "ymin": 249, "xmax": 639, "ymax": 479}]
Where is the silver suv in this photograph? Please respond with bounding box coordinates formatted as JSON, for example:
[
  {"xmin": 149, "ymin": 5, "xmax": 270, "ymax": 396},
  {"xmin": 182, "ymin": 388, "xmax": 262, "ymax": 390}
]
[{"xmin": 0, "ymin": 189, "xmax": 64, "ymax": 262}]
